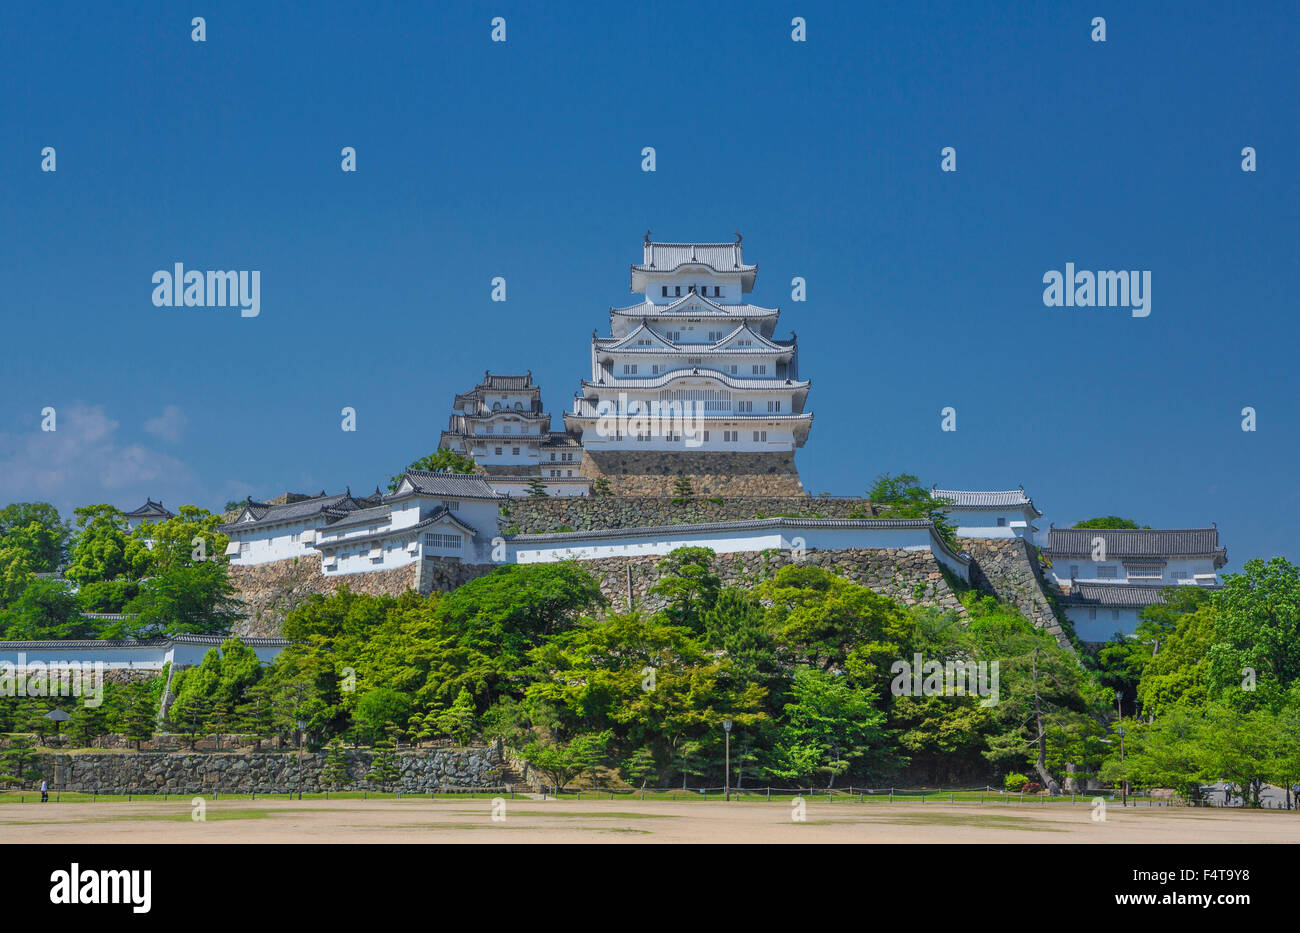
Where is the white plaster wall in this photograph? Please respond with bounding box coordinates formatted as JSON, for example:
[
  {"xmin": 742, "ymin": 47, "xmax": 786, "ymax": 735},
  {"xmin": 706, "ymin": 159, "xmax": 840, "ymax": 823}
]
[
  {"xmin": 509, "ymin": 524, "xmax": 967, "ymax": 579},
  {"xmin": 1045, "ymin": 556, "xmax": 1219, "ymax": 587},
  {"xmin": 227, "ymin": 519, "xmax": 319, "ymax": 565}
]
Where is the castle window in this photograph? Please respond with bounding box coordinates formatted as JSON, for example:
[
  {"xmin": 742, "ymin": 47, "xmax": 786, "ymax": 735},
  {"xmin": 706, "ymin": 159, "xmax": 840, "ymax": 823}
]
[
  {"xmin": 1069, "ymin": 565, "xmax": 1079, "ymax": 578},
  {"xmin": 752, "ymin": 364, "xmax": 767, "ymax": 375},
  {"xmin": 674, "ymin": 286, "xmax": 682, "ymax": 296},
  {"xmin": 1089, "ymin": 609, "xmax": 1097, "ymax": 620},
  {"xmin": 494, "ymin": 447, "xmax": 503, "ymax": 456},
  {"xmin": 512, "ymin": 447, "xmax": 520, "ymax": 456},
  {"xmin": 767, "ymin": 400, "xmax": 781, "ymax": 412},
  {"xmin": 729, "ymin": 365, "xmax": 738, "ymax": 374},
  {"xmin": 492, "ymin": 402, "xmax": 501, "ymax": 410},
  {"xmin": 703, "ymin": 431, "xmax": 710, "ymax": 442},
  {"xmin": 1098, "ymin": 566, "xmax": 1118, "ymax": 579},
  {"xmin": 662, "ymin": 286, "xmax": 669, "ymax": 297},
  {"xmin": 737, "ymin": 401, "xmax": 752, "ymax": 412},
  {"xmin": 997, "ymin": 517, "xmax": 1006, "ymax": 527},
  {"xmin": 753, "ymin": 431, "xmax": 767, "ymax": 441}
]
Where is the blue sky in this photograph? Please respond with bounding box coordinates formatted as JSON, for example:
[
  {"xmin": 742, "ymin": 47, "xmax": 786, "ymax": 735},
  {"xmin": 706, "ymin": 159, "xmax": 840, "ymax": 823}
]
[{"xmin": 2, "ymin": 1, "xmax": 1297, "ymax": 570}]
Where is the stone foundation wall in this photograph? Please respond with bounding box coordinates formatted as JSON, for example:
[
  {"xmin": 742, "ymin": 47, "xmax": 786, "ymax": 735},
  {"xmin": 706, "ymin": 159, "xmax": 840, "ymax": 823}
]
[
  {"xmin": 229, "ymin": 557, "xmax": 494, "ymax": 637},
  {"xmin": 33, "ymin": 747, "xmax": 504, "ymax": 794},
  {"xmin": 960, "ymin": 537, "xmax": 1069, "ymax": 646},
  {"xmin": 503, "ymin": 496, "xmax": 873, "ymax": 533},
  {"xmin": 581, "ymin": 548, "xmax": 965, "ymax": 615},
  {"xmin": 580, "ymin": 450, "xmax": 806, "ymax": 496}
]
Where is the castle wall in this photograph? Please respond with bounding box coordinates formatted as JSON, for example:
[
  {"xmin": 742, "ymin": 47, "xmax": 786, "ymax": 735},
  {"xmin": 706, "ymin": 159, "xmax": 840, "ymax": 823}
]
[
  {"xmin": 959, "ymin": 536, "xmax": 1070, "ymax": 646},
  {"xmin": 502, "ymin": 495, "xmax": 872, "ymax": 533},
  {"xmin": 579, "ymin": 449, "xmax": 806, "ymax": 496},
  {"xmin": 228, "ymin": 556, "xmax": 493, "ymax": 637},
  {"xmin": 32, "ymin": 748, "xmax": 504, "ymax": 794},
  {"xmin": 582, "ymin": 548, "xmax": 965, "ymax": 615}
]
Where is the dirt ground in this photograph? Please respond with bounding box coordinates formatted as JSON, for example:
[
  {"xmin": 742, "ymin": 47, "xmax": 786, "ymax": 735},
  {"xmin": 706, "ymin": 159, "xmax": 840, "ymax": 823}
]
[{"xmin": 1, "ymin": 796, "xmax": 1296, "ymax": 843}]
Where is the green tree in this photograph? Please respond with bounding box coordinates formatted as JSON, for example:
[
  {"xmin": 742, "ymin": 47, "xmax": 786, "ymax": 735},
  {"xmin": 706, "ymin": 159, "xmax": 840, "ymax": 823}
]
[
  {"xmin": 112, "ymin": 680, "xmax": 158, "ymax": 750},
  {"xmin": 354, "ymin": 687, "xmax": 413, "ymax": 744},
  {"xmin": 766, "ymin": 667, "xmax": 889, "ymax": 787},
  {"xmin": 118, "ymin": 562, "xmax": 242, "ymax": 636},
  {"xmin": 0, "ymin": 546, "xmax": 35, "ymax": 607},
  {"xmin": 1207, "ymin": 557, "xmax": 1300, "ymax": 709},
  {"xmin": 0, "ymin": 578, "xmax": 89, "ymax": 640},
  {"xmin": 1073, "ymin": 517, "xmax": 1142, "ymax": 529},
  {"xmin": 64, "ymin": 505, "xmax": 152, "ymax": 586},
  {"xmin": 591, "ymin": 477, "xmax": 614, "ymax": 497},
  {"xmin": 671, "ymin": 476, "xmax": 694, "ymax": 502},
  {"xmin": 650, "ymin": 547, "xmax": 720, "ymax": 633},
  {"xmin": 758, "ymin": 564, "xmax": 912, "ymax": 684},
  {"xmin": 866, "ymin": 473, "xmax": 957, "ymax": 548},
  {"xmin": 0, "ymin": 502, "xmax": 68, "ymax": 572},
  {"xmin": 366, "ymin": 733, "xmax": 402, "ymax": 787},
  {"xmin": 321, "ymin": 738, "xmax": 351, "ymax": 787},
  {"xmin": 0, "ymin": 734, "xmax": 43, "ymax": 787},
  {"xmin": 387, "ymin": 448, "xmax": 477, "ymax": 492},
  {"xmin": 520, "ymin": 739, "xmax": 585, "ymax": 793},
  {"xmin": 436, "ymin": 687, "xmax": 478, "ymax": 745},
  {"xmin": 525, "ymin": 477, "xmax": 550, "ymax": 498},
  {"xmin": 134, "ymin": 504, "xmax": 229, "ymax": 571}
]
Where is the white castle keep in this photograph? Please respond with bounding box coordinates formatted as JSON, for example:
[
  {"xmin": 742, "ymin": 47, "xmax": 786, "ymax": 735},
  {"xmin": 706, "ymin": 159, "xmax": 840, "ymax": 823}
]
[{"xmin": 562, "ymin": 234, "xmax": 813, "ymax": 454}]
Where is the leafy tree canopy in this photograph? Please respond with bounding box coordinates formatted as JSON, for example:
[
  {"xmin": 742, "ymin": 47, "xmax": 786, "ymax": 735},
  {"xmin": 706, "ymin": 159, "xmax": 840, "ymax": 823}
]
[{"xmin": 386, "ymin": 448, "xmax": 477, "ymax": 492}]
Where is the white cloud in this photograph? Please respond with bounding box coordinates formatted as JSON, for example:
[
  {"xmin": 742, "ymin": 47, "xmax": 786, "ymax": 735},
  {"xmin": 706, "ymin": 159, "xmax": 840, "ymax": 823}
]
[
  {"xmin": 0, "ymin": 403, "xmax": 196, "ymax": 513},
  {"xmin": 143, "ymin": 404, "xmax": 188, "ymax": 443}
]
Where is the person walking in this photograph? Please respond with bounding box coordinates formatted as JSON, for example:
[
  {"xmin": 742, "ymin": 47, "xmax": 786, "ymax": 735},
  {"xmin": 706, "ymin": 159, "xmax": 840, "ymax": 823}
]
[{"xmin": 40, "ymin": 778, "xmax": 49, "ymax": 803}]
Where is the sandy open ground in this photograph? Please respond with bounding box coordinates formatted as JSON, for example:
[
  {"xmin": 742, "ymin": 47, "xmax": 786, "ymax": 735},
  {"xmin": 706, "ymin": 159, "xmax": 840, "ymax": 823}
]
[{"xmin": 1, "ymin": 796, "xmax": 1296, "ymax": 843}]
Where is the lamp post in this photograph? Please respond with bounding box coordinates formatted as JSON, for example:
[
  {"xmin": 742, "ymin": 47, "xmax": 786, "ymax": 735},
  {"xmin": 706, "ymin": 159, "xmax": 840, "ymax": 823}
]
[
  {"xmin": 1117, "ymin": 726, "xmax": 1127, "ymax": 807},
  {"xmin": 722, "ymin": 720, "xmax": 732, "ymax": 802}
]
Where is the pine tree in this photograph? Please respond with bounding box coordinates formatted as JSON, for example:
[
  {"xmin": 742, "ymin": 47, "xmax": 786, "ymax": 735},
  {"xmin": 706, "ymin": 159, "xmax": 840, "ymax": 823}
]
[
  {"xmin": 671, "ymin": 476, "xmax": 694, "ymax": 502},
  {"xmin": 115, "ymin": 680, "xmax": 159, "ymax": 750},
  {"xmin": 321, "ymin": 738, "xmax": 351, "ymax": 788},
  {"xmin": 366, "ymin": 729, "xmax": 401, "ymax": 788},
  {"xmin": 436, "ymin": 687, "xmax": 478, "ymax": 746},
  {"xmin": 525, "ymin": 477, "xmax": 550, "ymax": 498},
  {"xmin": 591, "ymin": 477, "xmax": 614, "ymax": 497},
  {"xmin": 0, "ymin": 734, "xmax": 42, "ymax": 787}
]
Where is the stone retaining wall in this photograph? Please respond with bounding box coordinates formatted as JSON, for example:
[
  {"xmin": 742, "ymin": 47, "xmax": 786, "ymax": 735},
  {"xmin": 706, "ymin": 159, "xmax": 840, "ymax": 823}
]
[
  {"xmin": 503, "ymin": 495, "xmax": 873, "ymax": 533},
  {"xmin": 580, "ymin": 450, "xmax": 807, "ymax": 496},
  {"xmin": 583, "ymin": 547, "xmax": 965, "ymax": 614},
  {"xmin": 960, "ymin": 537, "xmax": 1069, "ymax": 646},
  {"xmin": 34, "ymin": 747, "xmax": 504, "ymax": 794},
  {"xmin": 229, "ymin": 557, "xmax": 493, "ymax": 637}
]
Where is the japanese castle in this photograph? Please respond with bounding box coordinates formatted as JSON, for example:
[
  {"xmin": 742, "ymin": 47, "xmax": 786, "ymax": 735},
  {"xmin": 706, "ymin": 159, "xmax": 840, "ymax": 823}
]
[{"xmin": 563, "ymin": 234, "xmax": 813, "ymax": 453}]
